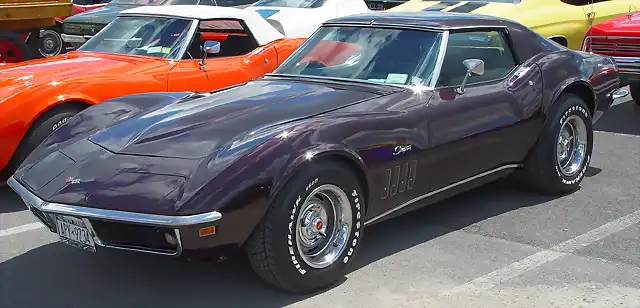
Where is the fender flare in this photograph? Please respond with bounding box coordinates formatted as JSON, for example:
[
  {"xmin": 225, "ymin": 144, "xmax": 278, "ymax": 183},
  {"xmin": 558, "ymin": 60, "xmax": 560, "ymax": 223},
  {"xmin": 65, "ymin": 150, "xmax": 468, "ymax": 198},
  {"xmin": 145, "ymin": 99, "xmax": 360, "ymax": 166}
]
[{"xmin": 543, "ymin": 78, "xmax": 596, "ymax": 118}]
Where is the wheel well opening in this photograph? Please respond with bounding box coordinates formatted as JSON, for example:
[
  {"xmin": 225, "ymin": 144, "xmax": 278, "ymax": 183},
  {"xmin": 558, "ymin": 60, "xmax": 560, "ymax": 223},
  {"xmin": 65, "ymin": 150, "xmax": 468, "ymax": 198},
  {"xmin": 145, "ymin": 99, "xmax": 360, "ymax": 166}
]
[
  {"xmin": 550, "ymin": 36, "xmax": 568, "ymax": 47},
  {"xmin": 331, "ymin": 154, "xmax": 370, "ymax": 213},
  {"xmin": 562, "ymin": 82, "xmax": 596, "ymax": 115},
  {"xmin": 22, "ymin": 101, "xmax": 92, "ymax": 144}
]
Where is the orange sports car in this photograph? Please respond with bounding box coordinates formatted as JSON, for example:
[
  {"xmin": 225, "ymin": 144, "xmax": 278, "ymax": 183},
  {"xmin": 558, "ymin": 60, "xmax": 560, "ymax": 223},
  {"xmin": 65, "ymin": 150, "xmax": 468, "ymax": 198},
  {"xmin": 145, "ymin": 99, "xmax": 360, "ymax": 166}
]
[{"xmin": 0, "ymin": 5, "xmax": 305, "ymax": 177}]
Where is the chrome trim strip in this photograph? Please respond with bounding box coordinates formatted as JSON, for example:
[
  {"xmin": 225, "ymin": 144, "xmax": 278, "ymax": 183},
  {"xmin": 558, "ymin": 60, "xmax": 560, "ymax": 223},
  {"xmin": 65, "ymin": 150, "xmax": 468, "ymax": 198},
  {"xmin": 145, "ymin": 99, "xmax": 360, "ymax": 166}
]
[
  {"xmin": 613, "ymin": 57, "xmax": 640, "ymax": 65},
  {"xmin": 586, "ymin": 35, "xmax": 640, "ymax": 41},
  {"xmin": 364, "ymin": 164, "xmax": 522, "ymax": 226},
  {"xmin": 7, "ymin": 176, "xmax": 222, "ymax": 227},
  {"xmin": 61, "ymin": 33, "xmax": 88, "ymax": 43},
  {"xmin": 428, "ymin": 30, "xmax": 449, "ymax": 89}
]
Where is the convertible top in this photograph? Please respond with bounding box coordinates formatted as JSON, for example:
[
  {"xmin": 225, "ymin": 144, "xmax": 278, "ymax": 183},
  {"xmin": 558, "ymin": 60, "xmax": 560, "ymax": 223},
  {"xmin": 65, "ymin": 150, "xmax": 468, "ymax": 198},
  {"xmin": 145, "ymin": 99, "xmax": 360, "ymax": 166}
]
[{"xmin": 119, "ymin": 5, "xmax": 285, "ymax": 45}]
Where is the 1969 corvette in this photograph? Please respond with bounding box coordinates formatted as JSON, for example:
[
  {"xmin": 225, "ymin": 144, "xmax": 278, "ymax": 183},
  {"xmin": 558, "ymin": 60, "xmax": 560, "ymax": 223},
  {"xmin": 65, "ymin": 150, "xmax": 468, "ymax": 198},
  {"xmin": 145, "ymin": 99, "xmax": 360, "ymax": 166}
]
[
  {"xmin": 0, "ymin": 5, "xmax": 303, "ymax": 178},
  {"xmin": 8, "ymin": 11, "xmax": 628, "ymax": 293}
]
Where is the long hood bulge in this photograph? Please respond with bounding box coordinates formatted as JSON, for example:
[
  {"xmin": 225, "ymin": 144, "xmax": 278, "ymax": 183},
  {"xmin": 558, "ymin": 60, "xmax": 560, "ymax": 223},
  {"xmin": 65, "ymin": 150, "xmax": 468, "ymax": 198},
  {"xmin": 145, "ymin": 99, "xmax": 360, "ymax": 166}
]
[{"xmin": 88, "ymin": 79, "xmax": 382, "ymax": 159}]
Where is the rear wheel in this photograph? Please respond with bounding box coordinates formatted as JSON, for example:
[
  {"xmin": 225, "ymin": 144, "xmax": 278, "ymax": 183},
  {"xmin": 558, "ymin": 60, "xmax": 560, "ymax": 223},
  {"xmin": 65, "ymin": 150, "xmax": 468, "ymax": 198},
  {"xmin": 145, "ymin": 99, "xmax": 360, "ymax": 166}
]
[
  {"xmin": 520, "ymin": 93, "xmax": 593, "ymax": 195},
  {"xmin": 246, "ymin": 160, "xmax": 365, "ymax": 293},
  {"xmin": 630, "ymin": 84, "xmax": 640, "ymax": 107},
  {"xmin": 0, "ymin": 30, "xmax": 30, "ymax": 63}
]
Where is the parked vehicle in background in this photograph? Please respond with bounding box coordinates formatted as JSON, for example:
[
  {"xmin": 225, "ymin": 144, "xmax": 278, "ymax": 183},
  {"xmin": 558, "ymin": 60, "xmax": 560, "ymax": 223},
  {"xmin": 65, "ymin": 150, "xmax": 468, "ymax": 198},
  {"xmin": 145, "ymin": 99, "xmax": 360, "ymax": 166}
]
[
  {"xmin": 0, "ymin": 5, "xmax": 304, "ymax": 178},
  {"xmin": 245, "ymin": 0, "xmax": 371, "ymax": 37},
  {"xmin": 0, "ymin": 0, "xmax": 72, "ymax": 63},
  {"xmin": 7, "ymin": 11, "xmax": 627, "ymax": 294},
  {"xmin": 390, "ymin": 0, "xmax": 638, "ymax": 51},
  {"xmin": 29, "ymin": 0, "xmax": 111, "ymax": 59},
  {"xmin": 364, "ymin": 0, "xmax": 406, "ymax": 11},
  {"xmin": 61, "ymin": 0, "xmax": 257, "ymax": 49},
  {"xmin": 582, "ymin": 8, "xmax": 640, "ymax": 105}
]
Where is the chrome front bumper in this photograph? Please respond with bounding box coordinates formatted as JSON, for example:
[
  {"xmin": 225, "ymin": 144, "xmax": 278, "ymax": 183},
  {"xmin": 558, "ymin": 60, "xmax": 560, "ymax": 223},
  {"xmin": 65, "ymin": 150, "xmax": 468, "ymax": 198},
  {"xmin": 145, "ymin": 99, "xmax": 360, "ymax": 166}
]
[
  {"xmin": 61, "ymin": 33, "xmax": 93, "ymax": 44},
  {"xmin": 7, "ymin": 176, "xmax": 222, "ymax": 256}
]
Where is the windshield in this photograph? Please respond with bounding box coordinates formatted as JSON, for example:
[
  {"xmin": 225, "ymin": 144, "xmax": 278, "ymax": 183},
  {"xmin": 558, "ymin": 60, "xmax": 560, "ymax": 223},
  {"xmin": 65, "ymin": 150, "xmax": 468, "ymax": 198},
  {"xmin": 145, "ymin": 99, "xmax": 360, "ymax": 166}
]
[
  {"xmin": 273, "ymin": 26, "xmax": 443, "ymax": 87},
  {"xmin": 78, "ymin": 16, "xmax": 193, "ymax": 59},
  {"xmin": 252, "ymin": 0, "xmax": 325, "ymax": 8},
  {"xmin": 110, "ymin": 0, "xmax": 198, "ymax": 5}
]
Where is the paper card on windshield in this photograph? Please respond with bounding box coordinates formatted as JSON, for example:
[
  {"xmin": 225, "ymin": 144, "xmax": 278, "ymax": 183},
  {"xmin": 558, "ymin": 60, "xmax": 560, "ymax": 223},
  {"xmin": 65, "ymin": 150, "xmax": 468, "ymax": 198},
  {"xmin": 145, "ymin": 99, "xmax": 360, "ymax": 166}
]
[{"xmin": 386, "ymin": 73, "xmax": 408, "ymax": 84}]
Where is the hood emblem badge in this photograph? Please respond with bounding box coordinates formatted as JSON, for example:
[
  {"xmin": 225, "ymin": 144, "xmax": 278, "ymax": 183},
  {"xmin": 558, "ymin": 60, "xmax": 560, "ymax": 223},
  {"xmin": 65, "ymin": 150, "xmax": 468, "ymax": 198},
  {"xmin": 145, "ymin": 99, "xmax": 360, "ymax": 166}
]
[{"xmin": 65, "ymin": 177, "xmax": 81, "ymax": 184}]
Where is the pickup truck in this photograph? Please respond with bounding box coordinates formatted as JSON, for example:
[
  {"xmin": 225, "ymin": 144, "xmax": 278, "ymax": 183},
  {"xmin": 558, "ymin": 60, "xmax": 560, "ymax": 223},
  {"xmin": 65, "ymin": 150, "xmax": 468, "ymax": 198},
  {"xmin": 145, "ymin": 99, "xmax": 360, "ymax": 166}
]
[{"xmin": 0, "ymin": 0, "xmax": 72, "ymax": 62}]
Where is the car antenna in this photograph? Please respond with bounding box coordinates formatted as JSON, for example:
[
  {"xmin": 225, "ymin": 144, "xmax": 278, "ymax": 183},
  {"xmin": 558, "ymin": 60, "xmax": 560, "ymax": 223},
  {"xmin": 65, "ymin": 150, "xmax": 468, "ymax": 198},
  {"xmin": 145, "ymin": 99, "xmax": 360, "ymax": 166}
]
[{"xmin": 587, "ymin": 0, "xmax": 595, "ymax": 53}]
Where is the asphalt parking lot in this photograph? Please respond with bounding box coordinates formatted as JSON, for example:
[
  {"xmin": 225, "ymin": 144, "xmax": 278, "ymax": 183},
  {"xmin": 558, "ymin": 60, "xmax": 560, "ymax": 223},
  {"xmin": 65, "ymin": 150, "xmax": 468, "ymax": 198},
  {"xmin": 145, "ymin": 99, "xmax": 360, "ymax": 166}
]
[{"xmin": 1, "ymin": 95, "xmax": 639, "ymax": 308}]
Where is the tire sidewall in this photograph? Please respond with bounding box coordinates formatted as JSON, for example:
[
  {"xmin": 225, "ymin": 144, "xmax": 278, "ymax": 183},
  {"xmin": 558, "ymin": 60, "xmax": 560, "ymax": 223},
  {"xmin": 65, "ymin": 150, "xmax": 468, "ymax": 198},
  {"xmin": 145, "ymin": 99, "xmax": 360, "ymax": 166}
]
[
  {"xmin": 18, "ymin": 111, "xmax": 78, "ymax": 164},
  {"xmin": 548, "ymin": 96, "xmax": 593, "ymax": 189},
  {"xmin": 273, "ymin": 162, "xmax": 365, "ymax": 291},
  {"xmin": 630, "ymin": 84, "xmax": 639, "ymax": 106}
]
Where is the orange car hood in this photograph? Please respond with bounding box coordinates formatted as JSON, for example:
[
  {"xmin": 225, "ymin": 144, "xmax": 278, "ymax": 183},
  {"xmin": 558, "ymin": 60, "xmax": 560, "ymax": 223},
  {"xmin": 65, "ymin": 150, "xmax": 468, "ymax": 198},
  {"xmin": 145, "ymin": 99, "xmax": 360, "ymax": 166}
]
[{"xmin": 0, "ymin": 52, "xmax": 170, "ymax": 97}]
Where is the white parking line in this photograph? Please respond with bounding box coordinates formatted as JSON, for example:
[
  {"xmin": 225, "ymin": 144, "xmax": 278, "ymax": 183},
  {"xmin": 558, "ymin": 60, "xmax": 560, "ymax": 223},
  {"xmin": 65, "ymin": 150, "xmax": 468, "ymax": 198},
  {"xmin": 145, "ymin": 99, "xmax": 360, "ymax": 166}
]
[
  {"xmin": 595, "ymin": 131, "xmax": 640, "ymax": 138},
  {"xmin": 442, "ymin": 209, "xmax": 640, "ymax": 295},
  {"xmin": 0, "ymin": 222, "xmax": 44, "ymax": 238}
]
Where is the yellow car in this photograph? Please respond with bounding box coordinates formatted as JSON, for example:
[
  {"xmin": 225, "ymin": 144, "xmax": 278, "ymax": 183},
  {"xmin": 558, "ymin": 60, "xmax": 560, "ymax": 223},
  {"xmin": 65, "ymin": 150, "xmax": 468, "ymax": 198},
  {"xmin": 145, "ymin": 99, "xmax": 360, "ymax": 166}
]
[{"xmin": 389, "ymin": 0, "xmax": 637, "ymax": 50}]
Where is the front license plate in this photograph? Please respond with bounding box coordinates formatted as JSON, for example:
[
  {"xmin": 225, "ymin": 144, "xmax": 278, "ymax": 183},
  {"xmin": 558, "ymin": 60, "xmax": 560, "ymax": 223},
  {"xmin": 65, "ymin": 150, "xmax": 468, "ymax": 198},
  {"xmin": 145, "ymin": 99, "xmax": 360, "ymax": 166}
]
[{"xmin": 55, "ymin": 215, "xmax": 96, "ymax": 252}]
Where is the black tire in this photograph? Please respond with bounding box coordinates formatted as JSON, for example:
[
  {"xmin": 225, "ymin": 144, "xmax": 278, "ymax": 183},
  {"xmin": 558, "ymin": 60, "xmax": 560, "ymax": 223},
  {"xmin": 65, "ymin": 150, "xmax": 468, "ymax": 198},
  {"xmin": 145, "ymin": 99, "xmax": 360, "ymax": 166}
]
[
  {"xmin": 520, "ymin": 93, "xmax": 593, "ymax": 195},
  {"xmin": 11, "ymin": 106, "xmax": 84, "ymax": 172},
  {"xmin": 630, "ymin": 84, "xmax": 640, "ymax": 107},
  {"xmin": 0, "ymin": 30, "xmax": 31, "ymax": 62},
  {"xmin": 246, "ymin": 160, "xmax": 365, "ymax": 293}
]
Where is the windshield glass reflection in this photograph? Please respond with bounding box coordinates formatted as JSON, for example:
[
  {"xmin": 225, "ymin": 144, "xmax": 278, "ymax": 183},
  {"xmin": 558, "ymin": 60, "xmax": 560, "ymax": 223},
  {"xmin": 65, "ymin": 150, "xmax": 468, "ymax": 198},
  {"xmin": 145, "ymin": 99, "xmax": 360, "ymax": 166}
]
[{"xmin": 273, "ymin": 26, "xmax": 443, "ymax": 87}]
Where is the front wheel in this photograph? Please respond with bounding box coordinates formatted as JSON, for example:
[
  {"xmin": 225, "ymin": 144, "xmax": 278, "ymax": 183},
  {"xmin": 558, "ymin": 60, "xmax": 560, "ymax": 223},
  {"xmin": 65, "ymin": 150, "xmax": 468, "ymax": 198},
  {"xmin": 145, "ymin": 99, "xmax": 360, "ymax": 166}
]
[
  {"xmin": 630, "ymin": 84, "xmax": 640, "ymax": 107},
  {"xmin": 520, "ymin": 93, "xmax": 593, "ymax": 195},
  {"xmin": 246, "ymin": 160, "xmax": 365, "ymax": 293}
]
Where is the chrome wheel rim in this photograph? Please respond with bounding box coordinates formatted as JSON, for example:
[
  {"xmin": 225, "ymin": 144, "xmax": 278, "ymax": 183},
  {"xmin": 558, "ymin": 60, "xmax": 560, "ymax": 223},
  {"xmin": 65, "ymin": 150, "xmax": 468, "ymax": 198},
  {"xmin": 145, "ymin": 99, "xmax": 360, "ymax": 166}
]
[
  {"xmin": 556, "ymin": 114, "xmax": 588, "ymax": 176},
  {"xmin": 295, "ymin": 184, "xmax": 352, "ymax": 269},
  {"xmin": 39, "ymin": 30, "xmax": 63, "ymax": 57}
]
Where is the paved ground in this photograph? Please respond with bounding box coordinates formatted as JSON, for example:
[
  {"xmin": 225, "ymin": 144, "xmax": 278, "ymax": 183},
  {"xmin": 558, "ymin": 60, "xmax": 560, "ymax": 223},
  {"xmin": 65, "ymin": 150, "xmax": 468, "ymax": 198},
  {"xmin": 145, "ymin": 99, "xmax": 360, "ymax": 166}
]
[{"xmin": 1, "ymin": 96, "xmax": 639, "ymax": 308}]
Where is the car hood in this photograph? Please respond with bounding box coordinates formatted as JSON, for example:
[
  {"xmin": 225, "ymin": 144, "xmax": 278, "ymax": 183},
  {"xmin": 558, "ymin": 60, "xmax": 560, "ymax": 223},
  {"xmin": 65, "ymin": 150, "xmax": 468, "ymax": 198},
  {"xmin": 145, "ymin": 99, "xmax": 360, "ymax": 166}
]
[
  {"xmin": 63, "ymin": 3, "xmax": 135, "ymax": 25},
  {"xmin": 87, "ymin": 78, "xmax": 385, "ymax": 159},
  {"xmin": 0, "ymin": 52, "xmax": 167, "ymax": 97},
  {"xmin": 591, "ymin": 12, "xmax": 640, "ymax": 36}
]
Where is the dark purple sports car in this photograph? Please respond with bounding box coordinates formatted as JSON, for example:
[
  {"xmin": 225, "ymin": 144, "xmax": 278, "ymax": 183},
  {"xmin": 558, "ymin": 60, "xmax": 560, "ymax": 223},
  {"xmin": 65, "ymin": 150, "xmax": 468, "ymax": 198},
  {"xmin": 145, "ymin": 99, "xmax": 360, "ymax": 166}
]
[{"xmin": 7, "ymin": 11, "xmax": 629, "ymax": 293}]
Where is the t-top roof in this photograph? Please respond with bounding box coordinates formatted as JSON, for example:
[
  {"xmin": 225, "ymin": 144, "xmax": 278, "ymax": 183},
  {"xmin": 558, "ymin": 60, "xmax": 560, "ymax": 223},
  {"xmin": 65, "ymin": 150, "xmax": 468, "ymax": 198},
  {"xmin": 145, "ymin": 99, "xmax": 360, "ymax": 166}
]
[
  {"xmin": 326, "ymin": 11, "xmax": 513, "ymax": 30},
  {"xmin": 119, "ymin": 5, "xmax": 285, "ymax": 45}
]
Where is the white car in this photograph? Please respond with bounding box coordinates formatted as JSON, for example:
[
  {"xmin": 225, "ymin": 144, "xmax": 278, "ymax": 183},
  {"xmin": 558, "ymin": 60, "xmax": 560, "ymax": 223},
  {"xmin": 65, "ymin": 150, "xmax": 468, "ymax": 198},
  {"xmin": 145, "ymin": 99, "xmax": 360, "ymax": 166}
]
[{"xmin": 244, "ymin": 0, "xmax": 371, "ymax": 38}]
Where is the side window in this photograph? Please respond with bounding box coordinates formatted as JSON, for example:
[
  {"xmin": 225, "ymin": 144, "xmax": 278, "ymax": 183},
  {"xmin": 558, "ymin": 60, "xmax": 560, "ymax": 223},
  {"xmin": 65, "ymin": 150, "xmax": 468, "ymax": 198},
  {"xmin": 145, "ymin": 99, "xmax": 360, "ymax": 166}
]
[
  {"xmin": 436, "ymin": 30, "xmax": 517, "ymax": 88},
  {"xmin": 188, "ymin": 19, "xmax": 259, "ymax": 59},
  {"xmin": 198, "ymin": 0, "xmax": 216, "ymax": 5}
]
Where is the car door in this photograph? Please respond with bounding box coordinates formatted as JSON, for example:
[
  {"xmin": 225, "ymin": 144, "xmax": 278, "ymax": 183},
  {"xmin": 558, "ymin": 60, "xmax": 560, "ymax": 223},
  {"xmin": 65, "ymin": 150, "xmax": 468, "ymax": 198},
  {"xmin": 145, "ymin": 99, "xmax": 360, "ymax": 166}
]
[
  {"xmin": 167, "ymin": 19, "xmax": 279, "ymax": 93},
  {"xmin": 422, "ymin": 29, "xmax": 544, "ymax": 189}
]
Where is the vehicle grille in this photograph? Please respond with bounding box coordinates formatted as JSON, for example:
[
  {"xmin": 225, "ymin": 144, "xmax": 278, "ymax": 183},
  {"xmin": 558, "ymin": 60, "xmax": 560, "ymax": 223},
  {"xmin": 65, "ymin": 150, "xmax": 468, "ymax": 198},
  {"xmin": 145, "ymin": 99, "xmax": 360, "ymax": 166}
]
[
  {"xmin": 63, "ymin": 22, "xmax": 106, "ymax": 36},
  {"xmin": 89, "ymin": 220, "xmax": 179, "ymax": 254},
  {"xmin": 587, "ymin": 37, "xmax": 640, "ymax": 57}
]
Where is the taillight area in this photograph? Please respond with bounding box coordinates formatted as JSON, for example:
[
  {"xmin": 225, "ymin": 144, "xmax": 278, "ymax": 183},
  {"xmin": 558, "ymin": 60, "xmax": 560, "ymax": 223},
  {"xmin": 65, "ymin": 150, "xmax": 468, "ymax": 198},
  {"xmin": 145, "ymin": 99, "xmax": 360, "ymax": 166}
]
[{"xmin": 583, "ymin": 36, "xmax": 640, "ymax": 57}]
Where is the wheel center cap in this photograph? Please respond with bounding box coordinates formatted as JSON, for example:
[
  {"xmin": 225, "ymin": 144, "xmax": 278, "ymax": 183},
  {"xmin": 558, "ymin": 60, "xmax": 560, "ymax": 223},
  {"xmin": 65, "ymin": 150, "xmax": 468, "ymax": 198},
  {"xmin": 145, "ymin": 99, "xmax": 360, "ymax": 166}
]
[{"xmin": 315, "ymin": 220, "xmax": 323, "ymax": 230}]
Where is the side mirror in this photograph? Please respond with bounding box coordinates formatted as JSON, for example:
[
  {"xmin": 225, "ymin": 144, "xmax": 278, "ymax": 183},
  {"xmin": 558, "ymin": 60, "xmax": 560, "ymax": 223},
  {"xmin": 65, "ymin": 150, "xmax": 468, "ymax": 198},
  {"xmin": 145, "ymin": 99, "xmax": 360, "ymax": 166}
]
[
  {"xmin": 456, "ymin": 59, "xmax": 485, "ymax": 95},
  {"xmin": 199, "ymin": 40, "xmax": 221, "ymax": 66}
]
